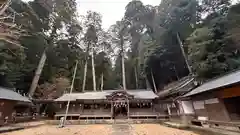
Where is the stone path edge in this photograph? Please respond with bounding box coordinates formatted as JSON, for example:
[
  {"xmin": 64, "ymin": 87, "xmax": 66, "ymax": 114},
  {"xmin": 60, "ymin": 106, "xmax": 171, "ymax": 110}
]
[
  {"xmin": 0, "ymin": 123, "xmax": 45, "ymax": 134},
  {"xmin": 163, "ymin": 122, "xmax": 240, "ymax": 135}
]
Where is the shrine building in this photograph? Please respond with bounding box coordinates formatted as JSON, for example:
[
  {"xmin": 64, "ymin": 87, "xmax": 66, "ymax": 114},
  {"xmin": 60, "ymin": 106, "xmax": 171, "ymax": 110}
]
[{"xmin": 54, "ymin": 89, "xmax": 160, "ymax": 120}]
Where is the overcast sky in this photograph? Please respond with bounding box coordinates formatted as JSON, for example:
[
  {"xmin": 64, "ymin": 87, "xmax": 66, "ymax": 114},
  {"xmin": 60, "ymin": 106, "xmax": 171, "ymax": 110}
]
[
  {"xmin": 23, "ymin": 0, "xmax": 239, "ymax": 30},
  {"xmin": 77, "ymin": 0, "xmax": 240, "ymax": 29},
  {"xmin": 21, "ymin": 0, "xmax": 161, "ymax": 29},
  {"xmin": 77, "ymin": 0, "xmax": 161, "ymax": 29}
]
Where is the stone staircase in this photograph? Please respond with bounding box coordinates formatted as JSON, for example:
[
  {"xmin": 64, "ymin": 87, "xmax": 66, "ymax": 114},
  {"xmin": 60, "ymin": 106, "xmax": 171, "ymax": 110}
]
[{"xmin": 114, "ymin": 119, "xmax": 131, "ymax": 124}]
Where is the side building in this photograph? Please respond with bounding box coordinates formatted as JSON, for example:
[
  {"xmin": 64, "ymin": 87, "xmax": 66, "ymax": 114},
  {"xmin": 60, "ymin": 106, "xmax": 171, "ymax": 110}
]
[
  {"xmin": 0, "ymin": 87, "xmax": 31, "ymax": 126},
  {"xmin": 180, "ymin": 70, "xmax": 240, "ymax": 131}
]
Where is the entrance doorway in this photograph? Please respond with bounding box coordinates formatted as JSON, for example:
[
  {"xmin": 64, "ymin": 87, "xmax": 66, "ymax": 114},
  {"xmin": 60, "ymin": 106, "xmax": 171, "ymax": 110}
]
[
  {"xmin": 113, "ymin": 102, "xmax": 128, "ymax": 119},
  {"xmin": 224, "ymin": 96, "xmax": 240, "ymax": 121}
]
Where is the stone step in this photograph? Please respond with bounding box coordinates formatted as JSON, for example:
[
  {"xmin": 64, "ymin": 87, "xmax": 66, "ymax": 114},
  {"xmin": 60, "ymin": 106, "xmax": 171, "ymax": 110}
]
[{"xmin": 114, "ymin": 119, "xmax": 133, "ymax": 124}]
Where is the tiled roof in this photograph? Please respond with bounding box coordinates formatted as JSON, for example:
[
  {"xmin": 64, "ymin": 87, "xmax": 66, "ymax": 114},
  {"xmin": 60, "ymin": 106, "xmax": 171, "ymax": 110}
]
[
  {"xmin": 184, "ymin": 69, "xmax": 240, "ymax": 97},
  {"xmin": 0, "ymin": 87, "xmax": 31, "ymax": 102},
  {"xmin": 55, "ymin": 89, "xmax": 158, "ymax": 101},
  {"xmin": 158, "ymin": 78, "xmax": 195, "ymax": 98},
  {"xmin": 157, "ymin": 76, "xmax": 195, "ymax": 98}
]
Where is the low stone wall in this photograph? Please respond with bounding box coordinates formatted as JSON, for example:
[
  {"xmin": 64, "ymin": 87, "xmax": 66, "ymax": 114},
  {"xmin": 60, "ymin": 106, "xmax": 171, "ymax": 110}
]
[
  {"xmin": 45, "ymin": 119, "xmax": 166, "ymax": 125},
  {"xmin": 191, "ymin": 119, "xmax": 240, "ymax": 133}
]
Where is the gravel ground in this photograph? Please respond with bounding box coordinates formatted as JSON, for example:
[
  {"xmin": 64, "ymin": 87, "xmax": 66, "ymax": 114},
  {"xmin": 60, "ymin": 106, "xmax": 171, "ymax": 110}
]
[
  {"xmin": 132, "ymin": 124, "xmax": 199, "ymax": 135},
  {"xmin": 1, "ymin": 124, "xmax": 200, "ymax": 135}
]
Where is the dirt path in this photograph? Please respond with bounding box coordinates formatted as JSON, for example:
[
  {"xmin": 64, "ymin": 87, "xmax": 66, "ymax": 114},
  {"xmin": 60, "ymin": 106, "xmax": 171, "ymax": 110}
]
[
  {"xmin": 132, "ymin": 124, "xmax": 199, "ymax": 135},
  {"xmin": 111, "ymin": 124, "xmax": 132, "ymax": 135},
  {"xmin": 1, "ymin": 124, "xmax": 201, "ymax": 135}
]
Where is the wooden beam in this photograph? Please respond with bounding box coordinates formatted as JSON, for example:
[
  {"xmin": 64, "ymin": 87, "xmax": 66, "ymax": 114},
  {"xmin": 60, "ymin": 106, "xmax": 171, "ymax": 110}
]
[
  {"xmin": 0, "ymin": 0, "xmax": 11, "ymax": 16},
  {"xmin": 151, "ymin": 69, "xmax": 157, "ymax": 93}
]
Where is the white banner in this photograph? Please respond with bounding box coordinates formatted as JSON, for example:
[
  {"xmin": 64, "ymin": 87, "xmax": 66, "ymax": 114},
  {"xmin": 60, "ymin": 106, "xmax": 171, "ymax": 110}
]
[{"xmin": 205, "ymin": 98, "xmax": 219, "ymax": 104}]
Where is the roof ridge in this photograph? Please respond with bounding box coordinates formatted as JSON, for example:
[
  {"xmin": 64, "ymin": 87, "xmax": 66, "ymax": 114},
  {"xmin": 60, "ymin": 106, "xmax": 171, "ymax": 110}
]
[
  {"xmin": 55, "ymin": 90, "xmax": 158, "ymax": 101},
  {"xmin": 201, "ymin": 68, "xmax": 240, "ymax": 84},
  {"xmin": 66, "ymin": 89, "xmax": 152, "ymax": 94},
  {"xmin": 184, "ymin": 69, "xmax": 240, "ymax": 97},
  {"xmin": 0, "ymin": 87, "xmax": 31, "ymax": 102}
]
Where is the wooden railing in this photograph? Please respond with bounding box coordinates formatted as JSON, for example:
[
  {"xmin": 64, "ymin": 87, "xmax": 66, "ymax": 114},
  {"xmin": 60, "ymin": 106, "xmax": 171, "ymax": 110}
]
[{"xmin": 55, "ymin": 109, "xmax": 111, "ymax": 117}]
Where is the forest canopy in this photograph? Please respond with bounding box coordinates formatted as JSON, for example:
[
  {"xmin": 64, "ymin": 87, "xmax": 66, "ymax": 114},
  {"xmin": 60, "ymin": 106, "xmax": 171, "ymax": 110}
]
[{"xmin": 1, "ymin": 0, "xmax": 240, "ymax": 98}]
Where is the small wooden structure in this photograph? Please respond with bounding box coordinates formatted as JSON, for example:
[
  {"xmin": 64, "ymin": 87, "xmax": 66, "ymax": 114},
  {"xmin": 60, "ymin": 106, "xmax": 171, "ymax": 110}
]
[
  {"xmin": 0, "ymin": 87, "xmax": 31, "ymax": 125},
  {"xmin": 54, "ymin": 89, "xmax": 161, "ymax": 120},
  {"xmin": 184, "ymin": 69, "xmax": 240, "ymax": 122},
  {"xmin": 179, "ymin": 69, "xmax": 240, "ymax": 131}
]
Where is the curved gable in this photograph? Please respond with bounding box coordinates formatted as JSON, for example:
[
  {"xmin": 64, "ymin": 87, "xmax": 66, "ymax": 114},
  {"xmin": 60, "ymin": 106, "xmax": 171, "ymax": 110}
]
[{"xmin": 106, "ymin": 91, "xmax": 134, "ymax": 101}]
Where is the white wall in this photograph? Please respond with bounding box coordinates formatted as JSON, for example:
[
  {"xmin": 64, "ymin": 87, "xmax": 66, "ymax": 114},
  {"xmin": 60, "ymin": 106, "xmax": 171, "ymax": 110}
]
[{"xmin": 181, "ymin": 101, "xmax": 195, "ymax": 114}]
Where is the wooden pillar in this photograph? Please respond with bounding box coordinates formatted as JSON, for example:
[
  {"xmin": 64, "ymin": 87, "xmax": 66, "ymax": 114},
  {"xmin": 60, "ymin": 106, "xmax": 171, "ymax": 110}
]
[
  {"xmin": 179, "ymin": 101, "xmax": 188, "ymax": 127},
  {"xmin": 151, "ymin": 102, "xmax": 153, "ymax": 111},
  {"xmin": 36, "ymin": 103, "xmax": 41, "ymax": 116},
  {"xmin": 127, "ymin": 100, "xmax": 130, "ymax": 119},
  {"xmin": 167, "ymin": 104, "xmax": 171, "ymax": 120},
  {"xmin": 81, "ymin": 104, "xmax": 83, "ymax": 120},
  {"xmin": 218, "ymin": 98, "xmax": 231, "ymax": 121},
  {"xmin": 111, "ymin": 101, "xmax": 113, "ymax": 119},
  {"xmin": 87, "ymin": 116, "xmax": 88, "ymax": 124},
  {"xmin": 167, "ymin": 104, "xmax": 171, "ymax": 116}
]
